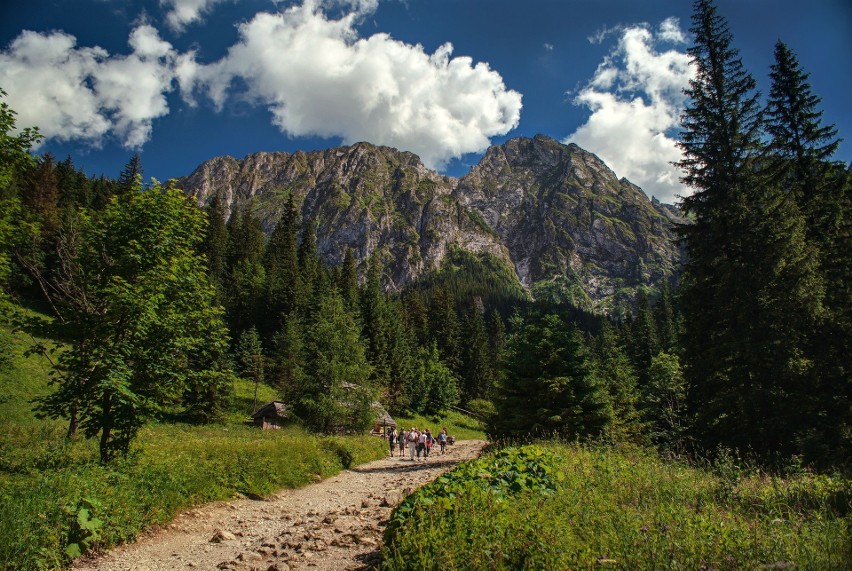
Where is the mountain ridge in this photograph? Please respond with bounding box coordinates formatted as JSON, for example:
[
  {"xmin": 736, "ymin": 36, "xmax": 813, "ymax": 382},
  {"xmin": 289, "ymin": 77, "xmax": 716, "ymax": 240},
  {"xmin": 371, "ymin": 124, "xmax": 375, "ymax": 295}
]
[{"xmin": 177, "ymin": 135, "xmax": 684, "ymax": 312}]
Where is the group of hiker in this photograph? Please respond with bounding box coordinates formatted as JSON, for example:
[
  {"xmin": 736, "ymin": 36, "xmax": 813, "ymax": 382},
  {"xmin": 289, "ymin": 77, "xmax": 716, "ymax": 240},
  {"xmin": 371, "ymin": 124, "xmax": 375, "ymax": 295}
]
[{"xmin": 386, "ymin": 426, "xmax": 449, "ymax": 460}]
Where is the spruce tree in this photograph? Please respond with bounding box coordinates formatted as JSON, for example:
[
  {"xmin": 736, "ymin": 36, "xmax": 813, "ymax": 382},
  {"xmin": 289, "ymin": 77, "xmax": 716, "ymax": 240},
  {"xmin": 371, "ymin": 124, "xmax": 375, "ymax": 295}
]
[
  {"xmin": 224, "ymin": 206, "xmax": 266, "ymax": 335},
  {"xmin": 338, "ymin": 247, "xmax": 360, "ymax": 312},
  {"xmin": 428, "ymin": 286, "xmax": 462, "ymax": 375},
  {"xmin": 628, "ymin": 290, "xmax": 659, "ymax": 387},
  {"xmin": 263, "ymin": 194, "xmax": 300, "ymax": 334},
  {"xmin": 202, "ymin": 195, "xmax": 229, "ymax": 301},
  {"xmin": 460, "ymin": 300, "xmax": 492, "ymax": 403},
  {"xmin": 642, "ymin": 352, "xmax": 688, "ymax": 454},
  {"xmin": 116, "ymin": 153, "xmax": 143, "ymax": 196},
  {"xmin": 24, "ymin": 154, "xmax": 60, "ymax": 238},
  {"xmin": 491, "ymin": 310, "xmax": 610, "ymax": 440},
  {"xmin": 416, "ymin": 342, "xmax": 460, "ymax": 415},
  {"xmin": 595, "ymin": 321, "xmax": 643, "ymax": 443},
  {"xmin": 296, "ymin": 218, "xmax": 322, "ymax": 318},
  {"xmin": 238, "ymin": 326, "xmax": 265, "ymax": 414},
  {"xmin": 765, "ymin": 43, "xmax": 850, "ymax": 463},
  {"xmin": 765, "ymin": 41, "xmax": 840, "ymax": 207},
  {"xmin": 360, "ymin": 258, "xmax": 390, "ymax": 385},
  {"xmin": 653, "ymin": 283, "xmax": 678, "ymax": 353},
  {"xmin": 55, "ymin": 156, "xmax": 94, "ymax": 211},
  {"xmin": 297, "ymin": 288, "xmax": 374, "ymax": 433},
  {"xmin": 269, "ymin": 315, "xmax": 305, "ymax": 403},
  {"xmin": 678, "ymin": 0, "xmax": 823, "ymax": 456}
]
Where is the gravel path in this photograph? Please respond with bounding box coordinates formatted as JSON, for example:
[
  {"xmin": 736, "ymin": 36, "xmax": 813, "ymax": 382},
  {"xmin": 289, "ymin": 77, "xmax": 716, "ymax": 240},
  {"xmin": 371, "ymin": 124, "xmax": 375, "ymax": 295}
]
[{"xmin": 73, "ymin": 440, "xmax": 487, "ymax": 571}]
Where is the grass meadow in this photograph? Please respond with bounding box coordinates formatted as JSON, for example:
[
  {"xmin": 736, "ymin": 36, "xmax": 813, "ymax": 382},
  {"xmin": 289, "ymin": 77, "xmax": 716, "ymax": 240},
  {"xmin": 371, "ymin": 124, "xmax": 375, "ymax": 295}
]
[
  {"xmin": 0, "ymin": 321, "xmax": 387, "ymax": 570},
  {"xmin": 382, "ymin": 443, "xmax": 852, "ymax": 570}
]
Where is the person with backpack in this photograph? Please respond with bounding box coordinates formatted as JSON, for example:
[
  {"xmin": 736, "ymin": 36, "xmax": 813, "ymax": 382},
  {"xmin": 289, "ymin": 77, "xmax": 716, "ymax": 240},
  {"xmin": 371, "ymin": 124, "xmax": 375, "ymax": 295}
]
[
  {"xmin": 424, "ymin": 429, "xmax": 434, "ymax": 457},
  {"xmin": 417, "ymin": 429, "xmax": 426, "ymax": 459},
  {"xmin": 438, "ymin": 427, "xmax": 447, "ymax": 455},
  {"xmin": 387, "ymin": 427, "xmax": 397, "ymax": 457},
  {"xmin": 397, "ymin": 428, "xmax": 406, "ymax": 457}
]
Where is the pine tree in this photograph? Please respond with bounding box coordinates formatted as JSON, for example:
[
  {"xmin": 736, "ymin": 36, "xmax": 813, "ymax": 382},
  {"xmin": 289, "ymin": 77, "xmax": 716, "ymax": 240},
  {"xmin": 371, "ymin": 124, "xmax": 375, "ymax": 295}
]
[
  {"xmin": 677, "ymin": 0, "xmax": 824, "ymax": 456},
  {"xmin": 491, "ymin": 309, "xmax": 610, "ymax": 440},
  {"xmin": 765, "ymin": 41, "xmax": 840, "ymax": 208},
  {"xmin": 595, "ymin": 321, "xmax": 643, "ymax": 443},
  {"xmin": 116, "ymin": 154, "xmax": 143, "ymax": 196},
  {"xmin": 263, "ymin": 194, "xmax": 300, "ymax": 334},
  {"xmin": 224, "ymin": 206, "xmax": 266, "ymax": 336},
  {"xmin": 765, "ymin": 43, "xmax": 850, "ymax": 463},
  {"xmin": 202, "ymin": 195, "xmax": 229, "ymax": 301},
  {"xmin": 338, "ymin": 247, "xmax": 360, "ymax": 312},
  {"xmin": 460, "ymin": 299, "xmax": 492, "ymax": 403}
]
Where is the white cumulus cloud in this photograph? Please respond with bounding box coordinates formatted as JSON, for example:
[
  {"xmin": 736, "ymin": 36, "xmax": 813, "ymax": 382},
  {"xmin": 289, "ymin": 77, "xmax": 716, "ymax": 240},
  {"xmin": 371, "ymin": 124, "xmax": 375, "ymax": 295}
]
[
  {"xmin": 565, "ymin": 17, "xmax": 692, "ymax": 204},
  {"xmin": 184, "ymin": 0, "xmax": 522, "ymax": 170},
  {"xmin": 161, "ymin": 0, "xmax": 228, "ymax": 32},
  {"xmin": 0, "ymin": 25, "xmax": 182, "ymax": 150}
]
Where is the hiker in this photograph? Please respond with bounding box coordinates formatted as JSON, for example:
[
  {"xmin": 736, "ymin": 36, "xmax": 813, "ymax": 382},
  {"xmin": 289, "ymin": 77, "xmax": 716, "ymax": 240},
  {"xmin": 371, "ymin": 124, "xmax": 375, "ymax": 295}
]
[
  {"xmin": 424, "ymin": 429, "xmax": 433, "ymax": 457},
  {"xmin": 438, "ymin": 427, "xmax": 447, "ymax": 454},
  {"xmin": 387, "ymin": 427, "xmax": 397, "ymax": 457},
  {"xmin": 408, "ymin": 427, "xmax": 418, "ymax": 461},
  {"xmin": 417, "ymin": 429, "xmax": 426, "ymax": 459},
  {"xmin": 397, "ymin": 428, "xmax": 406, "ymax": 456}
]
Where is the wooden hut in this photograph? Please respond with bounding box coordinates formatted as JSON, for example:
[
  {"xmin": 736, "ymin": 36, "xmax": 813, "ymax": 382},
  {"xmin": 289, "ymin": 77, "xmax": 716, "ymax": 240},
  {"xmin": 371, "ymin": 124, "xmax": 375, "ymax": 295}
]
[
  {"xmin": 251, "ymin": 401, "xmax": 289, "ymax": 430},
  {"xmin": 372, "ymin": 403, "xmax": 397, "ymax": 435}
]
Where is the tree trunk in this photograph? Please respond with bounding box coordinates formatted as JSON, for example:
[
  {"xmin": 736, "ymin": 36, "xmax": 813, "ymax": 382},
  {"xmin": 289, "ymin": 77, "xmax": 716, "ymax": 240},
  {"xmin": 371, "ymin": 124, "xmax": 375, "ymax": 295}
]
[{"xmin": 66, "ymin": 402, "xmax": 78, "ymax": 439}]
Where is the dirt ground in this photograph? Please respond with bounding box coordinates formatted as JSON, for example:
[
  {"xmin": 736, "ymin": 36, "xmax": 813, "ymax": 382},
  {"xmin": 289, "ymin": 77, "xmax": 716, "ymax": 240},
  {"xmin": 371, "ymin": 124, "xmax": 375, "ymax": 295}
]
[{"xmin": 72, "ymin": 439, "xmax": 487, "ymax": 571}]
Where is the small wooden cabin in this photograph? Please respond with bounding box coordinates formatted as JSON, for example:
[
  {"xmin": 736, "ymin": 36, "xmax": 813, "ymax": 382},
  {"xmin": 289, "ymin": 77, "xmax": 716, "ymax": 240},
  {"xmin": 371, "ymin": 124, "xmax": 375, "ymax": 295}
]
[
  {"xmin": 251, "ymin": 401, "xmax": 289, "ymax": 430},
  {"xmin": 372, "ymin": 404, "xmax": 397, "ymax": 435}
]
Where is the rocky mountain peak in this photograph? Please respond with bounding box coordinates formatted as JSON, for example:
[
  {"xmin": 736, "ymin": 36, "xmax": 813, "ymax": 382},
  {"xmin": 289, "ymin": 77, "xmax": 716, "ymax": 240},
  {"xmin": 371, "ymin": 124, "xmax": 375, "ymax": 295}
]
[{"xmin": 177, "ymin": 137, "xmax": 683, "ymax": 312}]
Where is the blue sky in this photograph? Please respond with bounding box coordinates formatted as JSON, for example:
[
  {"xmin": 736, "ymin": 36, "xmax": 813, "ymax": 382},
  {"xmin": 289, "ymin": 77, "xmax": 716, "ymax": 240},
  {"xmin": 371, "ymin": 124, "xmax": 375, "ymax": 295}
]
[{"xmin": 1, "ymin": 0, "xmax": 850, "ymax": 203}]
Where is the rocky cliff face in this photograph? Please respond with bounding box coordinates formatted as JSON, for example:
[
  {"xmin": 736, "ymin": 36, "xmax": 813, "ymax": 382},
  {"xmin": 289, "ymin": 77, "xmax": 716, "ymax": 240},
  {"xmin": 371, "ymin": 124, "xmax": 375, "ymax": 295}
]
[
  {"xmin": 178, "ymin": 142, "xmax": 511, "ymax": 291},
  {"xmin": 177, "ymin": 135, "xmax": 684, "ymax": 311},
  {"xmin": 454, "ymin": 135, "xmax": 684, "ymax": 310}
]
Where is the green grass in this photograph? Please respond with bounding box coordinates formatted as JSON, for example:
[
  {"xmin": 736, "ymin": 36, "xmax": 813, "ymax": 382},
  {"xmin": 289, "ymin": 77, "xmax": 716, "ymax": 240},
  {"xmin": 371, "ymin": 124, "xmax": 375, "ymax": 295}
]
[
  {"xmin": 382, "ymin": 443, "xmax": 852, "ymax": 570},
  {"xmin": 0, "ymin": 320, "xmax": 386, "ymax": 570}
]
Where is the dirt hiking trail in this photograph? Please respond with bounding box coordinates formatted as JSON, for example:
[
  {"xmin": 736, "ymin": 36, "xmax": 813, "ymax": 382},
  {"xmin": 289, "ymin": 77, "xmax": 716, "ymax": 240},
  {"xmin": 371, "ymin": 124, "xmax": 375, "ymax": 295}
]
[{"xmin": 73, "ymin": 439, "xmax": 487, "ymax": 571}]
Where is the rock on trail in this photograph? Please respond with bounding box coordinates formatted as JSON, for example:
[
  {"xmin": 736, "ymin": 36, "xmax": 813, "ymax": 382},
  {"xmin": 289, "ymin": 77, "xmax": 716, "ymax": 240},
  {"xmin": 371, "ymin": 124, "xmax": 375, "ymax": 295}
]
[{"xmin": 72, "ymin": 440, "xmax": 487, "ymax": 571}]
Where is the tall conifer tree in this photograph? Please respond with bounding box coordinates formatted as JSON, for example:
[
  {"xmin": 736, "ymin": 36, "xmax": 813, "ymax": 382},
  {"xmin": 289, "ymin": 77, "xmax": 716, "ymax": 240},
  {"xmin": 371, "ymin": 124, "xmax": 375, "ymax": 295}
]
[
  {"xmin": 224, "ymin": 205, "xmax": 266, "ymax": 335},
  {"xmin": 678, "ymin": 0, "xmax": 824, "ymax": 455},
  {"xmin": 263, "ymin": 194, "xmax": 300, "ymax": 334},
  {"xmin": 460, "ymin": 300, "xmax": 492, "ymax": 403},
  {"xmin": 202, "ymin": 195, "xmax": 229, "ymax": 301},
  {"xmin": 765, "ymin": 41, "xmax": 850, "ymax": 463}
]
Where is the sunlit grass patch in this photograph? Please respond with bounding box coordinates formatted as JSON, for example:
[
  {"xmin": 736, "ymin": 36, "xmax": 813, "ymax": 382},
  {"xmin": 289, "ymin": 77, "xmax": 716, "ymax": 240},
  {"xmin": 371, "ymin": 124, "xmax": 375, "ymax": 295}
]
[{"xmin": 382, "ymin": 443, "xmax": 852, "ymax": 570}]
